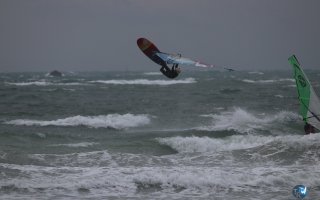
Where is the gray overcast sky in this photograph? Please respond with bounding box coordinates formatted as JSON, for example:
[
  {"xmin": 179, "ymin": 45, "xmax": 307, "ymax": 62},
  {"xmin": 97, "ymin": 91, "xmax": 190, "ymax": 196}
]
[{"xmin": 0, "ymin": 0, "xmax": 319, "ymax": 72}]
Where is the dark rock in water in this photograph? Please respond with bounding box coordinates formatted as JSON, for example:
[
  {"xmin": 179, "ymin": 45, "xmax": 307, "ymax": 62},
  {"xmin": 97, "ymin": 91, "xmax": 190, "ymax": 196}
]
[{"xmin": 49, "ymin": 70, "xmax": 63, "ymax": 77}]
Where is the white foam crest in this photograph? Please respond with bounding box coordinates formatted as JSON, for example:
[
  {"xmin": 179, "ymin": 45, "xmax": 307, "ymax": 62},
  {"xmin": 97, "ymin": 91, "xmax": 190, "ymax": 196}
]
[
  {"xmin": 131, "ymin": 165, "xmax": 320, "ymax": 195},
  {"xmin": 2, "ymin": 162, "xmax": 320, "ymax": 197},
  {"xmin": 5, "ymin": 81, "xmax": 50, "ymax": 86},
  {"xmin": 143, "ymin": 72, "xmax": 162, "ymax": 76},
  {"xmin": 158, "ymin": 134, "xmax": 320, "ymax": 154},
  {"xmin": 49, "ymin": 142, "xmax": 98, "ymax": 148},
  {"xmin": 133, "ymin": 166, "xmax": 230, "ymax": 190},
  {"xmin": 5, "ymin": 81, "xmax": 87, "ymax": 86},
  {"xmin": 56, "ymin": 82, "xmax": 87, "ymax": 86},
  {"xmin": 248, "ymin": 71, "xmax": 264, "ymax": 75},
  {"xmin": 242, "ymin": 78, "xmax": 294, "ymax": 84},
  {"xmin": 4, "ymin": 114, "xmax": 151, "ymax": 129},
  {"xmin": 29, "ymin": 150, "xmax": 117, "ymax": 167},
  {"xmin": 279, "ymin": 78, "xmax": 295, "ymax": 82},
  {"xmin": 90, "ymin": 78, "xmax": 196, "ymax": 85},
  {"xmin": 0, "ymin": 163, "xmax": 136, "ymax": 197},
  {"xmin": 197, "ymin": 108, "xmax": 299, "ymax": 133},
  {"xmin": 275, "ymin": 94, "xmax": 284, "ymax": 98},
  {"xmin": 157, "ymin": 135, "xmax": 275, "ymax": 153},
  {"xmin": 278, "ymin": 133, "xmax": 320, "ymax": 147}
]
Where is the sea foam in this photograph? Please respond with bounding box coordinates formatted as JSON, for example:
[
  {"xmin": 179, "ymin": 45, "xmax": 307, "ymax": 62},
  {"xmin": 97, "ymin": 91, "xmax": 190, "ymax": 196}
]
[
  {"xmin": 5, "ymin": 81, "xmax": 87, "ymax": 86},
  {"xmin": 157, "ymin": 135, "xmax": 274, "ymax": 153},
  {"xmin": 4, "ymin": 114, "xmax": 151, "ymax": 129},
  {"xmin": 49, "ymin": 142, "xmax": 98, "ymax": 148},
  {"xmin": 143, "ymin": 72, "xmax": 162, "ymax": 76},
  {"xmin": 157, "ymin": 133, "xmax": 320, "ymax": 154},
  {"xmin": 196, "ymin": 108, "xmax": 299, "ymax": 134},
  {"xmin": 242, "ymin": 78, "xmax": 295, "ymax": 84},
  {"xmin": 89, "ymin": 78, "xmax": 196, "ymax": 85},
  {"xmin": 5, "ymin": 81, "xmax": 50, "ymax": 86},
  {"xmin": 2, "ymin": 161, "xmax": 320, "ymax": 198}
]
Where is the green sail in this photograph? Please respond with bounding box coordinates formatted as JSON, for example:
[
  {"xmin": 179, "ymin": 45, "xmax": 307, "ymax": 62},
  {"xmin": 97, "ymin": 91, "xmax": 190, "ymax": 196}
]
[
  {"xmin": 288, "ymin": 55, "xmax": 310, "ymax": 122},
  {"xmin": 288, "ymin": 55, "xmax": 320, "ymax": 130}
]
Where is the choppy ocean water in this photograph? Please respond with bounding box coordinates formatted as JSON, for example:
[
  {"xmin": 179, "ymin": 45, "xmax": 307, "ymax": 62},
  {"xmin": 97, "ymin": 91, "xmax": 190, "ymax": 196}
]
[{"xmin": 1, "ymin": 70, "xmax": 320, "ymax": 199}]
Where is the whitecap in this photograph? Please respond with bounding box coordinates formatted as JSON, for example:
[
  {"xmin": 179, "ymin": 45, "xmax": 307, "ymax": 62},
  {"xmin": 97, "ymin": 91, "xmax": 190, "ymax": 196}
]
[
  {"xmin": 275, "ymin": 94, "xmax": 284, "ymax": 98},
  {"xmin": 157, "ymin": 135, "xmax": 274, "ymax": 153},
  {"xmin": 197, "ymin": 108, "xmax": 299, "ymax": 134},
  {"xmin": 29, "ymin": 150, "xmax": 116, "ymax": 167},
  {"xmin": 5, "ymin": 81, "xmax": 87, "ymax": 86},
  {"xmin": 242, "ymin": 79, "xmax": 294, "ymax": 84},
  {"xmin": 5, "ymin": 81, "xmax": 50, "ymax": 86},
  {"xmin": 2, "ymin": 154, "xmax": 320, "ymax": 198},
  {"xmin": 89, "ymin": 78, "xmax": 196, "ymax": 85},
  {"xmin": 49, "ymin": 142, "xmax": 98, "ymax": 148},
  {"xmin": 143, "ymin": 72, "xmax": 162, "ymax": 76},
  {"xmin": 4, "ymin": 114, "xmax": 151, "ymax": 129},
  {"xmin": 157, "ymin": 134, "xmax": 320, "ymax": 153}
]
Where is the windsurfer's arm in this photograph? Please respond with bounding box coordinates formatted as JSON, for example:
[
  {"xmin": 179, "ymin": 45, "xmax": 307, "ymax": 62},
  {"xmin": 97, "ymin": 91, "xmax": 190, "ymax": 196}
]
[{"xmin": 172, "ymin": 63, "xmax": 179, "ymax": 69}]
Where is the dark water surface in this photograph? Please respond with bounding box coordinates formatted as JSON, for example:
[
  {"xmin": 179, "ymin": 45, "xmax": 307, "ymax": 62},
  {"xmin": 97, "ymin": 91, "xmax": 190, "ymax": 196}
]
[{"xmin": 1, "ymin": 70, "xmax": 320, "ymax": 199}]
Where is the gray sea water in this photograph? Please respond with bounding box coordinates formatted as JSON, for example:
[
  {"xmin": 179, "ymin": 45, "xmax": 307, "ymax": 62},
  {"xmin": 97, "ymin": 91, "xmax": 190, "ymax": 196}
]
[{"xmin": 1, "ymin": 70, "xmax": 320, "ymax": 199}]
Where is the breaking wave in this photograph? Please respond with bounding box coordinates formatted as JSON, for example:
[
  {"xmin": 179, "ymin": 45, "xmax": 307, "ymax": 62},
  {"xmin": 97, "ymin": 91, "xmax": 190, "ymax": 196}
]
[
  {"xmin": 157, "ymin": 135, "xmax": 271, "ymax": 153},
  {"xmin": 89, "ymin": 78, "xmax": 196, "ymax": 85},
  {"xmin": 4, "ymin": 114, "xmax": 151, "ymax": 129},
  {"xmin": 5, "ymin": 78, "xmax": 196, "ymax": 86},
  {"xmin": 49, "ymin": 142, "xmax": 98, "ymax": 148},
  {"xmin": 2, "ymin": 157, "xmax": 320, "ymax": 198},
  {"xmin": 196, "ymin": 108, "xmax": 300, "ymax": 134},
  {"xmin": 143, "ymin": 72, "xmax": 162, "ymax": 76},
  {"xmin": 5, "ymin": 81, "xmax": 51, "ymax": 86},
  {"xmin": 157, "ymin": 134, "xmax": 320, "ymax": 153},
  {"xmin": 242, "ymin": 78, "xmax": 295, "ymax": 84},
  {"xmin": 5, "ymin": 81, "xmax": 87, "ymax": 86}
]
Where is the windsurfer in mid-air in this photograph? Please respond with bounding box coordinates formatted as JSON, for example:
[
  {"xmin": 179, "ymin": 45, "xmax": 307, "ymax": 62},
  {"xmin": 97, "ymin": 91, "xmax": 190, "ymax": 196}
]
[
  {"xmin": 159, "ymin": 53, "xmax": 181, "ymax": 79},
  {"xmin": 304, "ymin": 122, "xmax": 317, "ymax": 134}
]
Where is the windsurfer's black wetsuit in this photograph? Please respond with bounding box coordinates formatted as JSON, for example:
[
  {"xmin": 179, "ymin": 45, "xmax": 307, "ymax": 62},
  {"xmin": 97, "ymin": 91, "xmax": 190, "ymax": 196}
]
[
  {"xmin": 304, "ymin": 122, "xmax": 317, "ymax": 134},
  {"xmin": 160, "ymin": 62, "xmax": 180, "ymax": 79}
]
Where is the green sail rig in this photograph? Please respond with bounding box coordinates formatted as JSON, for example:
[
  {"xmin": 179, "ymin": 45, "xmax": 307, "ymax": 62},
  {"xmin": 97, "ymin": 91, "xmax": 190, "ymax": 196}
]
[{"xmin": 288, "ymin": 55, "xmax": 320, "ymax": 130}]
